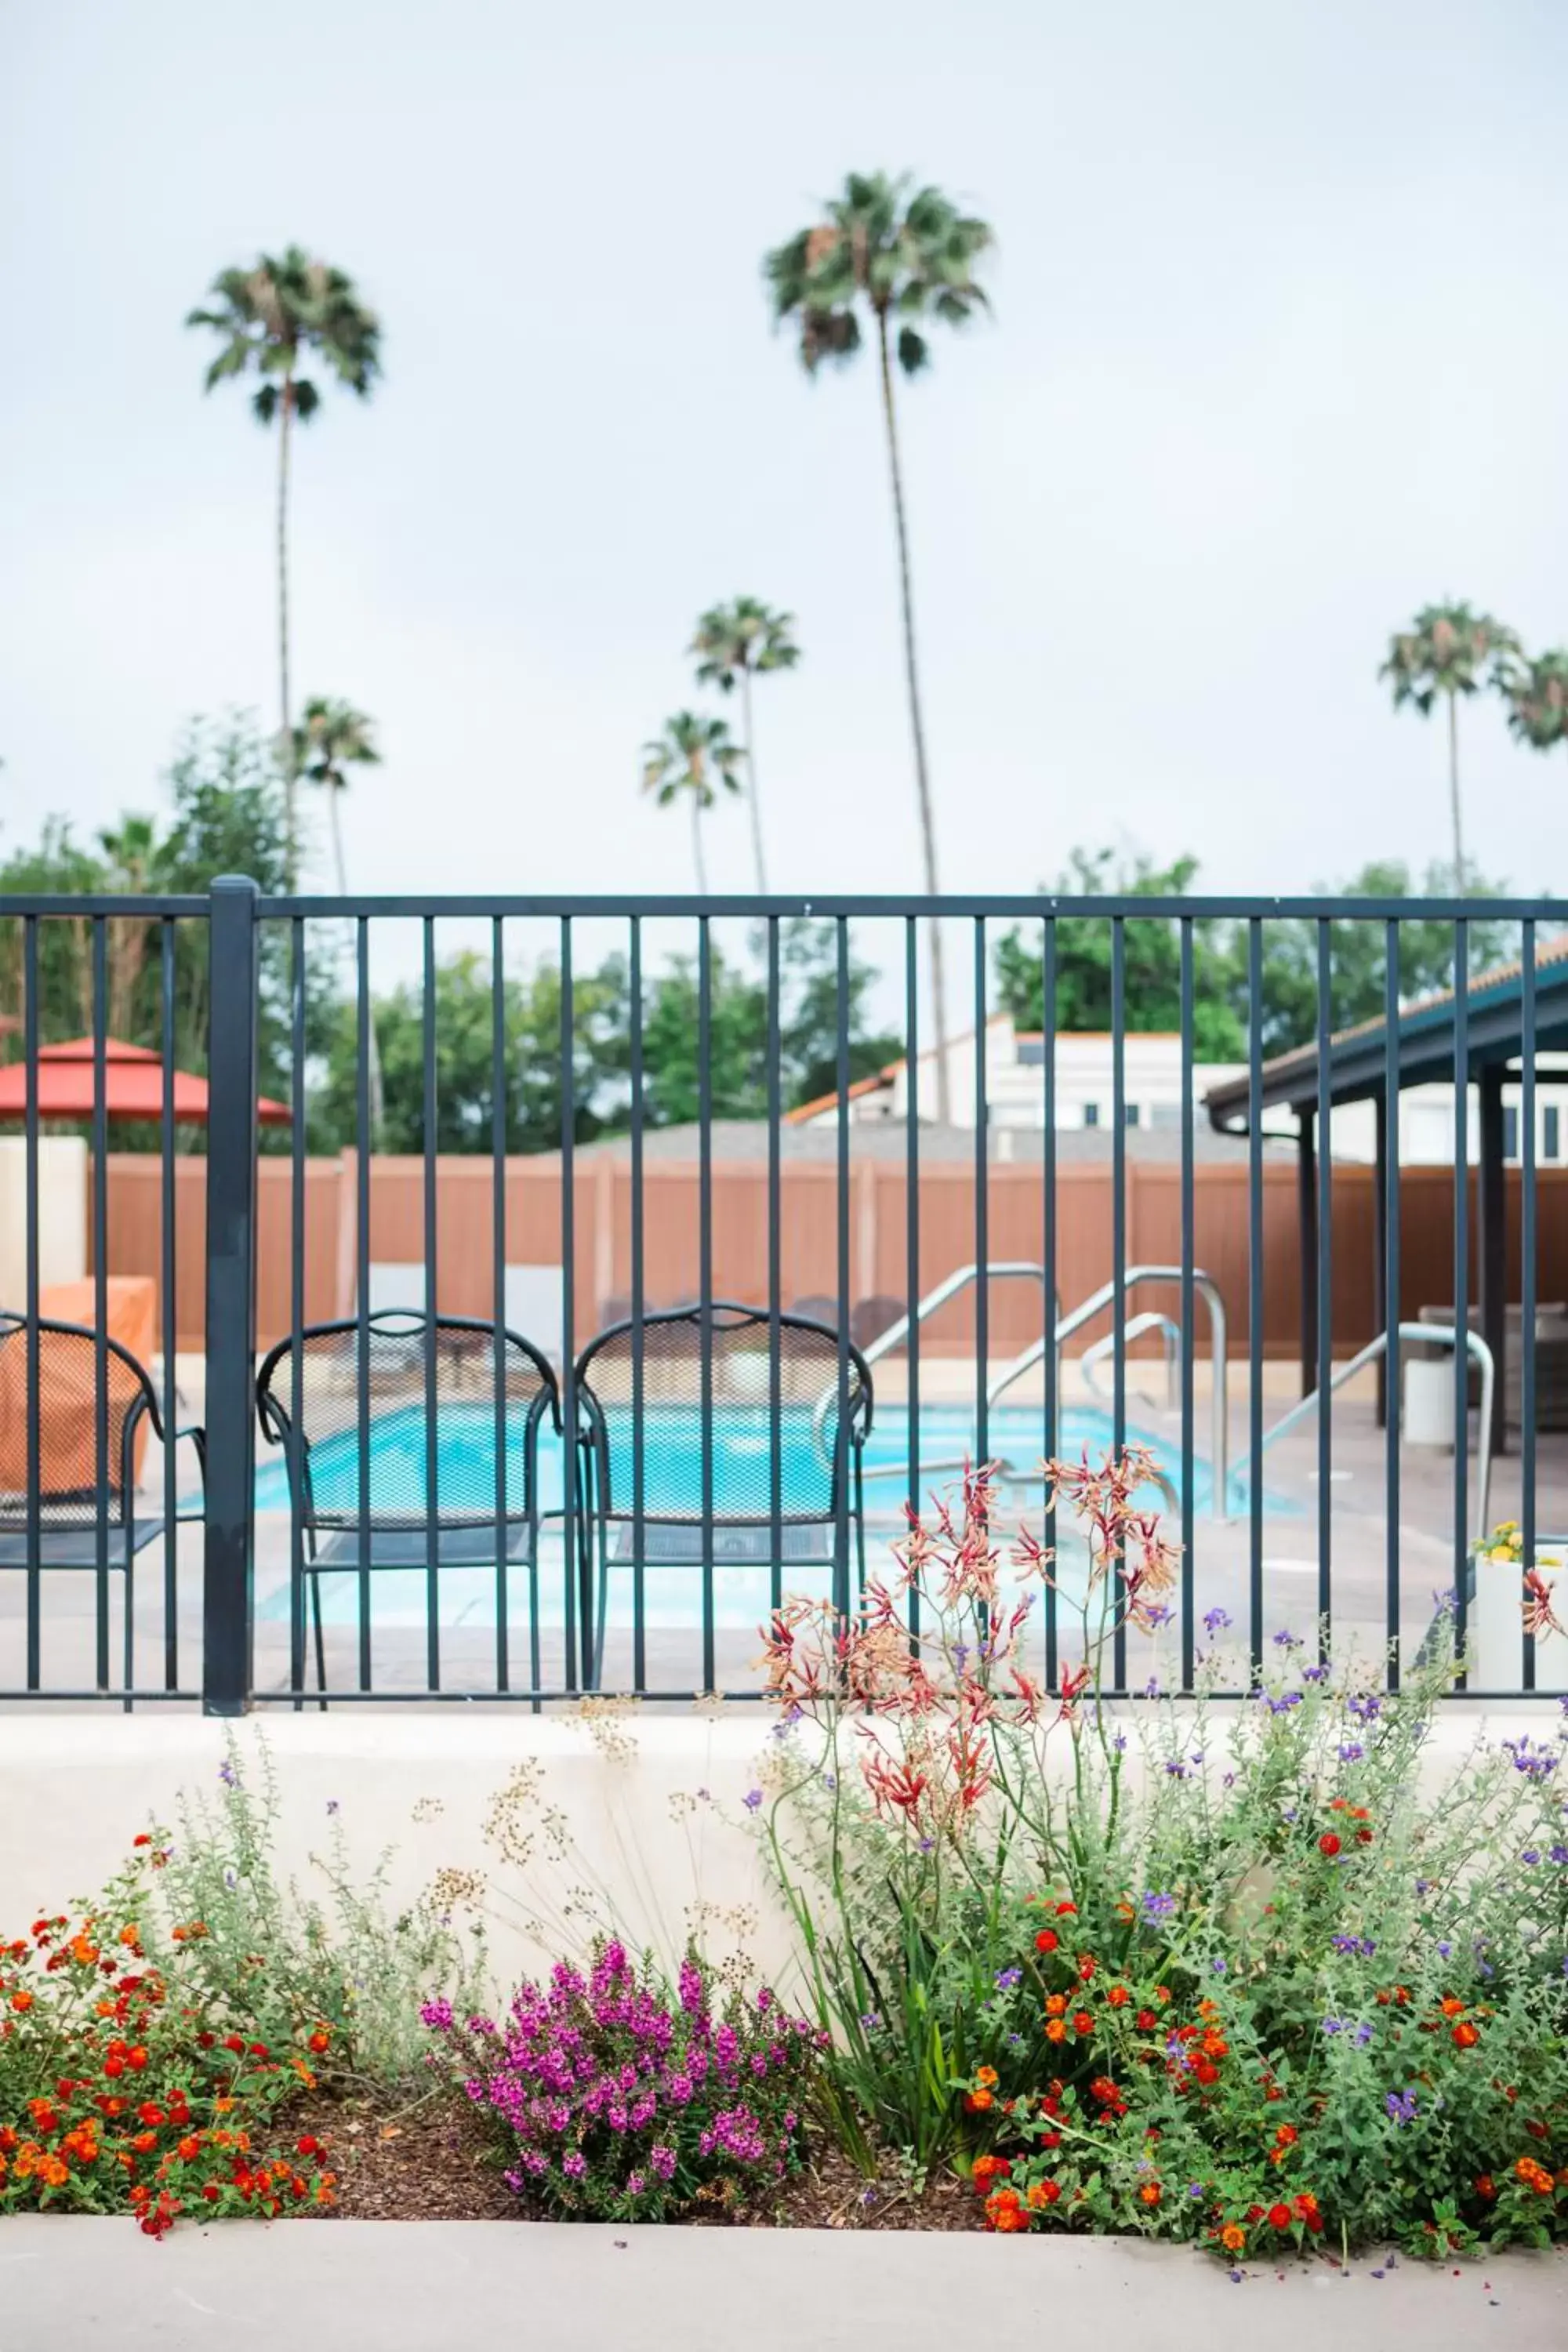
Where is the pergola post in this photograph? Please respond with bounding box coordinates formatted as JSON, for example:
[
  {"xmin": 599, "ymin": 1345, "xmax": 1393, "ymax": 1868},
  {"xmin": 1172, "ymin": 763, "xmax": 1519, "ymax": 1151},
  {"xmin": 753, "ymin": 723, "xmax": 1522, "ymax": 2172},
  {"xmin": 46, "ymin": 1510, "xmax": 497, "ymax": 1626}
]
[
  {"xmin": 1477, "ymin": 1062, "xmax": 1508, "ymax": 1458},
  {"xmin": 1297, "ymin": 1108, "xmax": 1317, "ymax": 1399}
]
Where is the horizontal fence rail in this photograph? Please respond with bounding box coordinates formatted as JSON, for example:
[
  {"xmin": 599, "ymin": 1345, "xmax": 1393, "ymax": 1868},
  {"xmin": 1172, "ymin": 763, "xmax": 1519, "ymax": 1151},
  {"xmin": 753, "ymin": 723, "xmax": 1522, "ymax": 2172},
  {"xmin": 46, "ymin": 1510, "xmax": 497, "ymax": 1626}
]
[{"xmin": 0, "ymin": 883, "xmax": 1565, "ymax": 1711}]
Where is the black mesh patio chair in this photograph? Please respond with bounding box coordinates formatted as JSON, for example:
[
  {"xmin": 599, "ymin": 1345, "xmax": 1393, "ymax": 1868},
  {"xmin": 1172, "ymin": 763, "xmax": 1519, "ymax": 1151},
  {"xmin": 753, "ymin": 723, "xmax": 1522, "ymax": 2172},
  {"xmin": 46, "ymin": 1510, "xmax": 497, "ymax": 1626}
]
[
  {"xmin": 572, "ymin": 1301, "xmax": 873, "ymax": 1683},
  {"xmin": 0, "ymin": 1312, "xmax": 206, "ymax": 1697},
  {"xmin": 255, "ymin": 1310, "xmax": 561, "ymax": 1697}
]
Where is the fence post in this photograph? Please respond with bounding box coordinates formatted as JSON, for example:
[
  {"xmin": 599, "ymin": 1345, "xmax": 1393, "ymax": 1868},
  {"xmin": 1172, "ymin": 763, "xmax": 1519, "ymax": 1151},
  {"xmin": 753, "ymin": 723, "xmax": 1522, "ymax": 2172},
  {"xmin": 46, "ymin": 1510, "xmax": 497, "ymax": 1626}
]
[{"xmin": 202, "ymin": 876, "xmax": 260, "ymax": 1715}]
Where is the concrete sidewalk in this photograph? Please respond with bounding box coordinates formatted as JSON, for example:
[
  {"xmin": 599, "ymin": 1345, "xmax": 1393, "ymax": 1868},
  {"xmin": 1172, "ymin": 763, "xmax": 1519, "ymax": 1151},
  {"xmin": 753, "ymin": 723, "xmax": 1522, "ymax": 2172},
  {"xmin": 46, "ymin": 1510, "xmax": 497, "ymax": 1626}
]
[{"xmin": 0, "ymin": 2221, "xmax": 1563, "ymax": 2352}]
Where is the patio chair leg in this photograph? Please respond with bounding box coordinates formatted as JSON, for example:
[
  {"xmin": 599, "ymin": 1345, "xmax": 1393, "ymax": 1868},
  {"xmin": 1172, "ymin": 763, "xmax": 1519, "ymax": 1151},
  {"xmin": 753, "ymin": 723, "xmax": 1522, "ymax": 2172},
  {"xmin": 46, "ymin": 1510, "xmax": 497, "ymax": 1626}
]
[
  {"xmin": 310, "ymin": 1575, "xmax": 328, "ymax": 1711},
  {"xmin": 122, "ymin": 1558, "xmax": 134, "ymax": 1714}
]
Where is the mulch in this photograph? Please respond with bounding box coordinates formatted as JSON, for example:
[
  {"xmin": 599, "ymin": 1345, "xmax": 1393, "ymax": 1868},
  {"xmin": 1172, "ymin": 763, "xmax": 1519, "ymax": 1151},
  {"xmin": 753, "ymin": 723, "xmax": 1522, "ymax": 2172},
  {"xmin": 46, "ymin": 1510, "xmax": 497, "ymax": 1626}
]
[{"xmin": 289, "ymin": 2085, "xmax": 982, "ymax": 2231}]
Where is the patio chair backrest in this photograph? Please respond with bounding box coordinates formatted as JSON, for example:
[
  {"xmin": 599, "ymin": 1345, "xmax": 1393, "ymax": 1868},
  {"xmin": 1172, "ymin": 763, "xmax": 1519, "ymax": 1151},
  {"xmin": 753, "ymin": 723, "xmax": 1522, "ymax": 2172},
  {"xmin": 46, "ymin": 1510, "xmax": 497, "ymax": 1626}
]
[
  {"xmin": 573, "ymin": 1301, "xmax": 872, "ymax": 1525},
  {"xmin": 0, "ymin": 1313, "xmax": 159, "ymax": 1526},
  {"xmin": 255, "ymin": 1311, "xmax": 560, "ymax": 1531}
]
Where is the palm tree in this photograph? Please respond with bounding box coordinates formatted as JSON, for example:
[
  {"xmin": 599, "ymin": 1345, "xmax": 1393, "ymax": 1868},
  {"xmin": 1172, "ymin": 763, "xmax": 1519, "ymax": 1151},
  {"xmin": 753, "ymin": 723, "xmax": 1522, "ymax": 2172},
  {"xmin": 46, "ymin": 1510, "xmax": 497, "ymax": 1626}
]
[
  {"xmin": 690, "ymin": 599, "xmax": 799, "ymax": 893},
  {"xmin": 641, "ymin": 713, "xmax": 746, "ymax": 895},
  {"xmin": 187, "ymin": 249, "xmax": 382, "ymax": 885},
  {"xmin": 1379, "ymin": 604, "xmax": 1519, "ymax": 888},
  {"xmin": 292, "ymin": 697, "xmax": 381, "ymax": 896},
  {"xmin": 292, "ymin": 696, "xmax": 384, "ymax": 1138},
  {"xmin": 1501, "ymin": 648, "xmax": 1568, "ymax": 764},
  {"xmin": 96, "ymin": 814, "xmax": 158, "ymax": 1038},
  {"xmin": 764, "ymin": 172, "xmax": 993, "ymax": 1120}
]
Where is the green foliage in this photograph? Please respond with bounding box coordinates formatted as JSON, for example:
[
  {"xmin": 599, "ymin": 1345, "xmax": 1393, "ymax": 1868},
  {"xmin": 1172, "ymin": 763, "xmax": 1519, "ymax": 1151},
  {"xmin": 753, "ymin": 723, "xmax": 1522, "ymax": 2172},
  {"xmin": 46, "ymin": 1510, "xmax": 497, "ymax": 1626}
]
[
  {"xmin": 993, "ymin": 848, "xmax": 1515, "ymax": 1060},
  {"xmin": 764, "ymin": 171, "xmax": 993, "ymax": 376},
  {"xmin": 187, "ymin": 247, "xmax": 381, "ymax": 421},
  {"xmin": 1501, "ymin": 650, "xmax": 1568, "ymax": 755},
  {"xmin": 691, "ymin": 597, "xmax": 800, "ymax": 691},
  {"xmin": 1381, "ymin": 604, "xmax": 1519, "ymax": 714}
]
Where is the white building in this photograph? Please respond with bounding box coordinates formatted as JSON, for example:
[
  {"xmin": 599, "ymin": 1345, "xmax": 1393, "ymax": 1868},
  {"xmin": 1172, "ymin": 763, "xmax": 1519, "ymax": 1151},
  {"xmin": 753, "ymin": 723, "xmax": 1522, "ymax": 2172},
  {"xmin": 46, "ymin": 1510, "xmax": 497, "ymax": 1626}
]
[
  {"xmin": 788, "ymin": 1014, "xmax": 1242, "ymax": 1135},
  {"xmin": 789, "ymin": 1013, "xmax": 1568, "ymax": 1167}
]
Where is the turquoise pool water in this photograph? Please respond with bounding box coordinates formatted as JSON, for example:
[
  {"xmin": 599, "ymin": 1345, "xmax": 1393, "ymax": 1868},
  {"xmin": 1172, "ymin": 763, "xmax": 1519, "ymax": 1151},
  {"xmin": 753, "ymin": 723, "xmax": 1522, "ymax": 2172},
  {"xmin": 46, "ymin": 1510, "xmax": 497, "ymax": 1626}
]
[
  {"xmin": 249, "ymin": 1399, "xmax": 1258, "ymax": 1521},
  {"xmin": 249, "ymin": 1401, "xmax": 1292, "ymax": 1632}
]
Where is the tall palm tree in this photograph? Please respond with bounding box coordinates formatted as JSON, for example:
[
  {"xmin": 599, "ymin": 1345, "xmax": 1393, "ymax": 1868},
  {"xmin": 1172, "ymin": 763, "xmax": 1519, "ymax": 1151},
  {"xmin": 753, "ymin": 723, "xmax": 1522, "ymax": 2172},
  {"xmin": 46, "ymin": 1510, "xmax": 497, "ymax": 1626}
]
[
  {"xmin": 641, "ymin": 713, "xmax": 746, "ymax": 895},
  {"xmin": 1379, "ymin": 604, "xmax": 1519, "ymax": 888},
  {"xmin": 96, "ymin": 814, "xmax": 158, "ymax": 1039},
  {"xmin": 764, "ymin": 172, "xmax": 993, "ymax": 1120},
  {"xmin": 1500, "ymin": 648, "xmax": 1568, "ymax": 764},
  {"xmin": 690, "ymin": 598, "xmax": 799, "ymax": 894},
  {"xmin": 292, "ymin": 696, "xmax": 384, "ymax": 1138},
  {"xmin": 292, "ymin": 696, "xmax": 381, "ymax": 896},
  {"xmin": 187, "ymin": 249, "xmax": 382, "ymax": 885}
]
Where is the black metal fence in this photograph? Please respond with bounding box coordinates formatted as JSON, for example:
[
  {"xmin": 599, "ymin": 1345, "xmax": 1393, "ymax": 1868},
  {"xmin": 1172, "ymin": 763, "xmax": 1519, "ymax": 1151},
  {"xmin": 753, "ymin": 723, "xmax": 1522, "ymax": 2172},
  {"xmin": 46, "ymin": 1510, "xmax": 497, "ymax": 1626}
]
[{"xmin": 2, "ymin": 880, "xmax": 1565, "ymax": 1711}]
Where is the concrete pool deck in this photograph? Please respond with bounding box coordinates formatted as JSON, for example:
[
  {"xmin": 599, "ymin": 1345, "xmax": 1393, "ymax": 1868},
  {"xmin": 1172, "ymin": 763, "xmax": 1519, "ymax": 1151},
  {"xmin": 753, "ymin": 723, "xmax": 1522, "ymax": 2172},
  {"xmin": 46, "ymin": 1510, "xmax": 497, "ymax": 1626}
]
[{"xmin": 0, "ymin": 2220, "xmax": 1562, "ymax": 2352}]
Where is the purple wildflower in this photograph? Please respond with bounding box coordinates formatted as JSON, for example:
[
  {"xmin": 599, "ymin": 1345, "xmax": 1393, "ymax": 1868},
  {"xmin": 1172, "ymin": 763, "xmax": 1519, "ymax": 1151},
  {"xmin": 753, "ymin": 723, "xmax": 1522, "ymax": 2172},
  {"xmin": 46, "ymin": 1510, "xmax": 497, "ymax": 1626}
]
[{"xmin": 742, "ymin": 1788, "xmax": 763, "ymax": 1813}]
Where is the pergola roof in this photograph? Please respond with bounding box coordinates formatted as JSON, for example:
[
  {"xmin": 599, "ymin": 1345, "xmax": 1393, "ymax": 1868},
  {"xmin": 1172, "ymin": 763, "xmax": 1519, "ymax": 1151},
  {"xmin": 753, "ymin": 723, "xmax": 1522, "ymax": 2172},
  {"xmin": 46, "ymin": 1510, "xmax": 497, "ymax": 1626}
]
[{"xmin": 1205, "ymin": 933, "xmax": 1568, "ymax": 1132}]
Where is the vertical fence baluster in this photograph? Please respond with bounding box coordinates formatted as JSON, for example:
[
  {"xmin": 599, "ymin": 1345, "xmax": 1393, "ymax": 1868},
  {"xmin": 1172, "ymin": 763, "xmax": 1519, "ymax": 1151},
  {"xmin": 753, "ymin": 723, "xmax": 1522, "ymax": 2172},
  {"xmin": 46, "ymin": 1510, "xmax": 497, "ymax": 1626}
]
[
  {"xmin": 697, "ymin": 916, "xmax": 713, "ymax": 1693},
  {"xmin": 92, "ymin": 918, "xmax": 111, "ymax": 1694},
  {"xmin": 490, "ymin": 920, "xmax": 515, "ymax": 1697},
  {"xmin": 1043, "ymin": 915, "xmax": 1057, "ymax": 1693},
  {"xmin": 560, "ymin": 917, "xmax": 580, "ymax": 1690},
  {"xmin": 974, "ymin": 918, "xmax": 989, "ymax": 1484},
  {"xmin": 1385, "ymin": 919, "xmax": 1401, "ymax": 1688},
  {"xmin": 767, "ymin": 920, "xmax": 782, "ymax": 1623},
  {"xmin": 202, "ymin": 877, "xmax": 260, "ymax": 1717},
  {"xmin": 1247, "ymin": 916, "xmax": 1264, "ymax": 1685},
  {"xmin": 1452, "ymin": 918, "xmax": 1469, "ymax": 1684},
  {"xmin": 1179, "ymin": 916, "xmax": 1195, "ymax": 1691},
  {"xmin": 1316, "ymin": 920, "xmax": 1333, "ymax": 1662},
  {"xmin": 423, "ymin": 916, "xmax": 440, "ymax": 1693},
  {"xmin": 355, "ymin": 919, "xmax": 372, "ymax": 1694},
  {"xmin": 23, "ymin": 918, "xmax": 41, "ymax": 1692},
  {"xmin": 630, "ymin": 915, "xmax": 646, "ymax": 1696},
  {"xmin": 289, "ymin": 918, "xmax": 306, "ymax": 1704},
  {"xmin": 160, "ymin": 920, "xmax": 178, "ymax": 1693},
  {"xmin": 1522, "ymin": 921, "xmax": 1537, "ymax": 1693},
  {"xmin": 1112, "ymin": 915, "xmax": 1127, "ymax": 1694},
  {"xmin": 905, "ymin": 918, "xmax": 921, "ymax": 1652},
  {"xmin": 835, "ymin": 918, "xmax": 851, "ymax": 1621}
]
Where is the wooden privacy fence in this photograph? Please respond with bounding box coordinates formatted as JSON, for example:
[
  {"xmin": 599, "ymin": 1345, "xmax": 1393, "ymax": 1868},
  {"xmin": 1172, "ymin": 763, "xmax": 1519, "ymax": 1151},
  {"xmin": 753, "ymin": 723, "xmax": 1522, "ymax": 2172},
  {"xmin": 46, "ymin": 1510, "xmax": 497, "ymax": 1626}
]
[{"xmin": 90, "ymin": 1152, "xmax": 1568, "ymax": 1360}]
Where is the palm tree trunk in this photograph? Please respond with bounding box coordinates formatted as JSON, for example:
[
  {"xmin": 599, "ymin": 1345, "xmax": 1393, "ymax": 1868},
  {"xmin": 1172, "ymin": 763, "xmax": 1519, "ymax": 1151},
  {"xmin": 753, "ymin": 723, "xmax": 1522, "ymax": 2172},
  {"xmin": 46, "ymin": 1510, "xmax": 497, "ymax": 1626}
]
[
  {"xmin": 278, "ymin": 374, "xmax": 297, "ymax": 889},
  {"xmin": 876, "ymin": 308, "xmax": 950, "ymax": 1123},
  {"xmin": 1446, "ymin": 688, "xmax": 1465, "ymax": 892},
  {"xmin": 329, "ymin": 784, "xmax": 384, "ymax": 1142},
  {"xmin": 691, "ymin": 793, "xmax": 709, "ymax": 896},
  {"xmin": 740, "ymin": 666, "xmax": 768, "ymax": 895}
]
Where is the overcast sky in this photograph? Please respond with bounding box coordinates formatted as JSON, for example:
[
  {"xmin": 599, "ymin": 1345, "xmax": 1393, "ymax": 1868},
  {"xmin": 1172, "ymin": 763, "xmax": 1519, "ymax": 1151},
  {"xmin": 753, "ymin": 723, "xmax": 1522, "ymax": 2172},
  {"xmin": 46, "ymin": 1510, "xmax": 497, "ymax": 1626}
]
[{"xmin": 3, "ymin": 0, "xmax": 1566, "ymax": 962}]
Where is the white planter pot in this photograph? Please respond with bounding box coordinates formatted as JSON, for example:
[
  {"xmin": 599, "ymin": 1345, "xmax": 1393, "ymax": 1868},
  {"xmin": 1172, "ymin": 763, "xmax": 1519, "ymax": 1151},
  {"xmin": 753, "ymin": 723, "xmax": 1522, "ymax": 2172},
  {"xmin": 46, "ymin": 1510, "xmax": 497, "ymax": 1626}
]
[{"xmin": 1472, "ymin": 1548, "xmax": 1566, "ymax": 1690}]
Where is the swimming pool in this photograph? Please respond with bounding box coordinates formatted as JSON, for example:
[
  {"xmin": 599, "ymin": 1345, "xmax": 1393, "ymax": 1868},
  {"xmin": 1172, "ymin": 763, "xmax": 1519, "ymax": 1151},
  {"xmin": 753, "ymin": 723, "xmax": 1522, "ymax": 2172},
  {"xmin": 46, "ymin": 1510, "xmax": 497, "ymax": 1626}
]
[{"xmin": 249, "ymin": 1398, "xmax": 1263, "ymax": 1522}]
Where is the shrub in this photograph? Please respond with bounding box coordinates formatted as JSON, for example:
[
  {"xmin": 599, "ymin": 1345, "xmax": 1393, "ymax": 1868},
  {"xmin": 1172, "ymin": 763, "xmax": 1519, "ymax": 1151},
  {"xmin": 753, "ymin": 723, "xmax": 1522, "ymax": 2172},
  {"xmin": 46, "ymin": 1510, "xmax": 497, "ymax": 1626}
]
[
  {"xmin": 151, "ymin": 1739, "xmax": 484, "ymax": 2082},
  {"xmin": 755, "ymin": 1453, "xmax": 1568, "ymax": 2253},
  {"xmin": 425, "ymin": 1941, "xmax": 824, "ymax": 2220},
  {"xmin": 0, "ymin": 1839, "xmax": 336, "ymax": 2234}
]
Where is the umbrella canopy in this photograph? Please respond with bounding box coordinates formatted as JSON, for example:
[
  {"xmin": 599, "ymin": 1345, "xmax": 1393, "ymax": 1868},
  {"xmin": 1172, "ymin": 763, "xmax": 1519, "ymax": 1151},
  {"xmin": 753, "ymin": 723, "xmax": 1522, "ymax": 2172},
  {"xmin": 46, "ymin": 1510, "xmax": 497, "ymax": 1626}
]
[{"xmin": 0, "ymin": 1037, "xmax": 291, "ymax": 1127}]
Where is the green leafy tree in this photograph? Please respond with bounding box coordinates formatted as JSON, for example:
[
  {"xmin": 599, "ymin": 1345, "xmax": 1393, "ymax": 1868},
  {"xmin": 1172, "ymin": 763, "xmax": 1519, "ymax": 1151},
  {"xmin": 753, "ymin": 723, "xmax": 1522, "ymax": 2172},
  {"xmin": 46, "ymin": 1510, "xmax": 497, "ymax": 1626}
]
[
  {"xmin": 97, "ymin": 814, "xmax": 160, "ymax": 1040},
  {"xmin": 993, "ymin": 851, "xmax": 1247, "ymax": 1058},
  {"xmin": 187, "ymin": 249, "xmax": 382, "ymax": 883},
  {"xmin": 764, "ymin": 172, "xmax": 993, "ymax": 1119},
  {"xmin": 1379, "ymin": 604, "xmax": 1519, "ymax": 887},
  {"xmin": 0, "ymin": 818, "xmax": 108, "ymax": 1041},
  {"xmin": 314, "ymin": 949, "xmax": 628, "ymax": 1156},
  {"xmin": 690, "ymin": 598, "xmax": 800, "ymax": 892},
  {"xmin": 640, "ymin": 713, "xmax": 746, "ymax": 895}
]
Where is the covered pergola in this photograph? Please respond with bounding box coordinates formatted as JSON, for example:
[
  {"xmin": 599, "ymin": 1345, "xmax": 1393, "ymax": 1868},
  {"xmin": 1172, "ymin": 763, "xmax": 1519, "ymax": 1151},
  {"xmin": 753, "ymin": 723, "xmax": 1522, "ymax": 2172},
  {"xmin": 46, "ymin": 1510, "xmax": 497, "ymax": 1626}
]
[{"xmin": 1204, "ymin": 935, "xmax": 1568, "ymax": 1452}]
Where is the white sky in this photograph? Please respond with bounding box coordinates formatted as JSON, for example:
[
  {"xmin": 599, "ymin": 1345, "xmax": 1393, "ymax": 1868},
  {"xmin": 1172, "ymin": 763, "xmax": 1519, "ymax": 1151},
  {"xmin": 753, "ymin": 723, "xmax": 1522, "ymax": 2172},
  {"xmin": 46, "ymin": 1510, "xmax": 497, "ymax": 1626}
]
[{"xmin": 3, "ymin": 0, "xmax": 1566, "ymax": 975}]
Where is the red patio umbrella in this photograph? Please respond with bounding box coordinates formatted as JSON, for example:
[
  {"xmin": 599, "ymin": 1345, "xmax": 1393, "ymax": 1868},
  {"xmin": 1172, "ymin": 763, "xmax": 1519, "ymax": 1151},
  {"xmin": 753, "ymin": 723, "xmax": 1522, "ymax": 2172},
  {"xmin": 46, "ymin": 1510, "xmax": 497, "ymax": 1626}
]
[{"xmin": 0, "ymin": 1037, "xmax": 291, "ymax": 1126}]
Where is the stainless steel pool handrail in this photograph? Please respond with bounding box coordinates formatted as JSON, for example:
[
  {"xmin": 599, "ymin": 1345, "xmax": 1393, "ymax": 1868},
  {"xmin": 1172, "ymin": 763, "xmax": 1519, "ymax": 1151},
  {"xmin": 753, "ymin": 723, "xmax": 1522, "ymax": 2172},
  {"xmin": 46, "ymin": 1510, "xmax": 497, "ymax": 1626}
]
[
  {"xmin": 985, "ymin": 1267, "xmax": 1230, "ymax": 1522},
  {"xmin": 1232, "ymin": 1322, "xmax": 1496, "ymax": 1544},
  {"xmin": 1080, "ymin": 1312, "xmax": 1181, "ymax": 1411},
  {"xmin": 810, "ymin": 1263, "xmax": 1062, "ymax": 1464}
]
